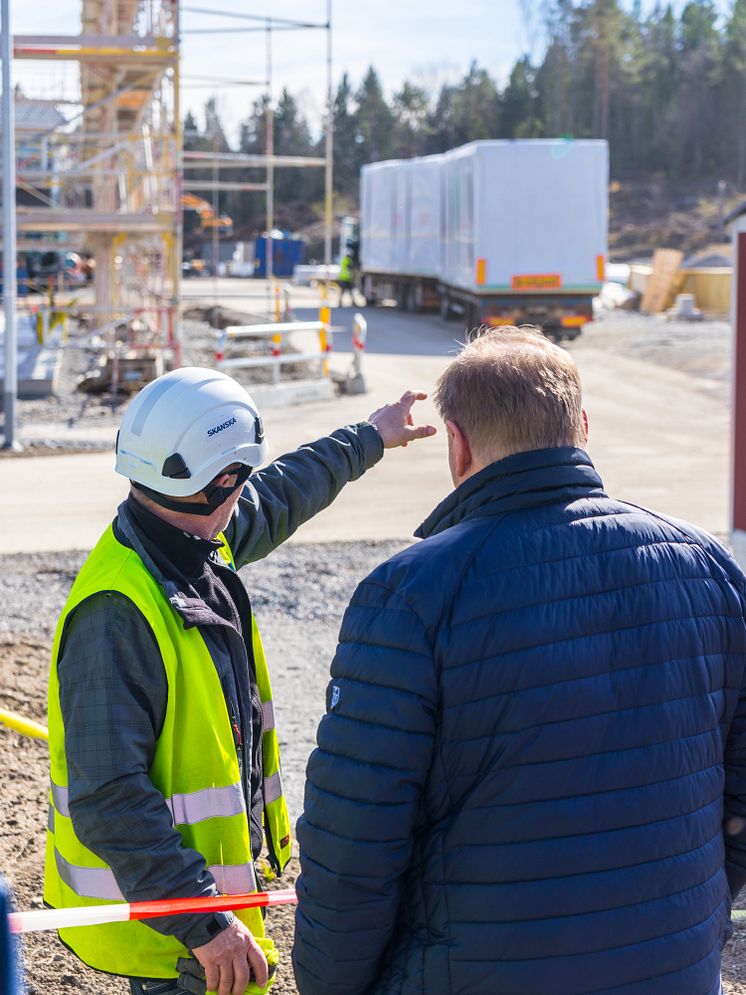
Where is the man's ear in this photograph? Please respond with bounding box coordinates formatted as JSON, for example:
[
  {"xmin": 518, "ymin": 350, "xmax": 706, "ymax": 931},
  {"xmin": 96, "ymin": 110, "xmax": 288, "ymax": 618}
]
[
  {"xmin": 581, "ymin": 407, "xmax": 589, "ymax": 443},
  {"xmin": 213, "ymin": 471, "xmax": 236, "ymax": 488},
  {"xmin": 446, "ymin": 419, "xmax": 473, "ymax": 483}
]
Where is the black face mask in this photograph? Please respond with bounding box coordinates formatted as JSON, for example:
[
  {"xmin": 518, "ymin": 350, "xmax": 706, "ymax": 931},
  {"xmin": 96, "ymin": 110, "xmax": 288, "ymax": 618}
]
[{"xmin": 134, "ymin": 464, "xmax": 253, "ymax": 517}]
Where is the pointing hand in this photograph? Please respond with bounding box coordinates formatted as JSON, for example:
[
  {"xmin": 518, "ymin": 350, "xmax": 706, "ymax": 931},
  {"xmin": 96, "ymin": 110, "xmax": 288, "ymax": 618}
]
[{"xmin": 368, "ymin": 391, "xmax": 438, "ymax": 449}]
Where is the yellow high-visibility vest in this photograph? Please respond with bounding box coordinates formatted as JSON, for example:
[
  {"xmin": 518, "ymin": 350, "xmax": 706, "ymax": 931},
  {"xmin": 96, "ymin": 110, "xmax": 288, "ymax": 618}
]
[
  {"xmin": 44, "ymin": 524, "xmax": 292, "ymax": 986},
  {"xmin": 339, "ymin": 254, "xmax": 353, "ymax": 281}
]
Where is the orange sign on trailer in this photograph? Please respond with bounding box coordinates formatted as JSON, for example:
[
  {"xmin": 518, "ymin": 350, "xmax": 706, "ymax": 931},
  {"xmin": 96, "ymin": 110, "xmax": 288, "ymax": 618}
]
[{"xmin": 511, "ymin": 274, "xmax": 562, "ymax": 291}]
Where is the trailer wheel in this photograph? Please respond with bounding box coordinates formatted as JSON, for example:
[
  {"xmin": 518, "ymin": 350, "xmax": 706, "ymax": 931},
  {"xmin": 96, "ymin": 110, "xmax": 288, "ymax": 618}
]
[
  {"xmin": 363, "ymin": 275, "xmax": 380, "ymax": 307},
  {"xmin": 398, "ymin": 282, "xmax": 415, "ymax": 312},
  {"xmin": 465, "ymin": 304, "xmax": 479, "ymax": 334}
]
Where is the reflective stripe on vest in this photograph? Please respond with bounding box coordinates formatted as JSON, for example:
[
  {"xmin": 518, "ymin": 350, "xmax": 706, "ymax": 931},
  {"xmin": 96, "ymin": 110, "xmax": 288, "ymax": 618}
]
[
  {"xmin": 54, "ymin": 848, "xmax": 257, "ymax": 902},
  {"xmin": 51, "ymin": 782, "xmax": 69, "ymax": 817},
  {"xmin": 52, "ymin": 780, "xmax": 247, "ymax": 828},
  {"xmin": 55, "ymin": 850, "xmax": 125, "ymax": 902},
  {"xmin": 209, "ymin": 861, "xmax": 257, "ymax": 895},
  {"xmin": 264, "ymin": 771, "xmax": 283, "ymax": 806},
  {"xmin": 262, "ymin": 699, "xmax": 275, "ymax": 732},
  {"xmin": 165, "ymin": 783, "xmax": 246, "ymax": 827}
]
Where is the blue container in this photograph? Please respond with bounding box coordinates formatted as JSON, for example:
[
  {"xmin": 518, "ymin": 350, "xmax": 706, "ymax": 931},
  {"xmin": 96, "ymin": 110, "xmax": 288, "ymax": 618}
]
[{"xmin": 253, "ymin": 233, "xmax": 304, "ymax": 278}]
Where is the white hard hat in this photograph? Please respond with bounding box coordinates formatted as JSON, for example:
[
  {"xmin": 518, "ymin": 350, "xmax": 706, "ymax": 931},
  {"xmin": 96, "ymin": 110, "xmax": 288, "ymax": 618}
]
[{"xmin": 115, "ymin": 367, "xmax": 267, "ymax": 502}]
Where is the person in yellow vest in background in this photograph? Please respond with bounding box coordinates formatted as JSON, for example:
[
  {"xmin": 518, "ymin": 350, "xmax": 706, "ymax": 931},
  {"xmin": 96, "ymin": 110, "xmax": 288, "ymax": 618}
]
[
  {"xmin": 337, "ymin": 250, "xmax": 355, "ymax": 307},
  {"xmin": 44, "ymin": 367, "xmax": 436, "ymax": 995}
]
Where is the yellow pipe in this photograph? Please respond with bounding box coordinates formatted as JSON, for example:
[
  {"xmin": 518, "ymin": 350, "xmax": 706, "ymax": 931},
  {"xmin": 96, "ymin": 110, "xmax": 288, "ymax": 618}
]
[{"xmin": 0, "ymin": 708, "xmax": 49, "ymax": 741}]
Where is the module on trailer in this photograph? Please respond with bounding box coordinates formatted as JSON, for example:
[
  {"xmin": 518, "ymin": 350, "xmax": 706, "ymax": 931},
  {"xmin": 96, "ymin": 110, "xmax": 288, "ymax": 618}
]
[{"xmin": 360, "ymin": 139, "xmax": 609, "ymax": 340}]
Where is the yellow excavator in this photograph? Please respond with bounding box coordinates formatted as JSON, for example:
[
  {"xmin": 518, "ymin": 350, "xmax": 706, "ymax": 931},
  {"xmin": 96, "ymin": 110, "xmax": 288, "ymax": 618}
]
[{"xmin": 181, "ymin": 193, "xmax": 233, "ymax": 235}]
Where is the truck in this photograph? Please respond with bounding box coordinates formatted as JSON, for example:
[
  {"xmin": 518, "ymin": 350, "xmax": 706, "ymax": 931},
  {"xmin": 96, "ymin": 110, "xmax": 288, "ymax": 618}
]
[{"xmin": 359, "ymin": 139, "xmax": 609, "ymax": 339}]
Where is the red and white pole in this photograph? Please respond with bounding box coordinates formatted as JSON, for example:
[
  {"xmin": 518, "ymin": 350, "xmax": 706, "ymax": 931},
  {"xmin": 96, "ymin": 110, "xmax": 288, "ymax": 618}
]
[{"xmin": 9, "ymin": 888, "xmax": 297, "ymax": 935}]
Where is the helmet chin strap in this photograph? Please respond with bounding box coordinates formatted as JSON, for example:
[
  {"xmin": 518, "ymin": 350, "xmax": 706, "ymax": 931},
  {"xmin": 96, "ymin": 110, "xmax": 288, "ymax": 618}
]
[{"xmin": 135, "ymin": 465, "xmax": 253, "ymax": 518}]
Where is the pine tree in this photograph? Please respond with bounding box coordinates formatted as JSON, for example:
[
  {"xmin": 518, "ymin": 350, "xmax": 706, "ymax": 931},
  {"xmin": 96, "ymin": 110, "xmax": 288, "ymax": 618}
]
[
  {"xmin": 501, "ymin": 57, "xmax": 538, "ymax": 138},
  {"xmin": 355, "ymin": 67, "xmax": 394, "ymax": 167},
  {"xmin": 723, "ymin": 0, "xmax": 746, "ymax": 182},
  {"xmin": 332, "ymin": 73, "xmax": 359, "ymax": 198}
]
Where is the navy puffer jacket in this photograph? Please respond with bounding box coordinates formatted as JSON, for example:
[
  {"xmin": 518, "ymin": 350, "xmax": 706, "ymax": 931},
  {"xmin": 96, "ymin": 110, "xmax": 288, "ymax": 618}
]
[{"xmin": 294, "ymin": 448, "xmax": 746, "ymax": 995}]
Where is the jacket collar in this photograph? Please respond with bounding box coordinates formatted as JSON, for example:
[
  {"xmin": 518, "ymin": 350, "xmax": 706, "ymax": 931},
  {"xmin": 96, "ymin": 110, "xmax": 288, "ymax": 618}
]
[
  {"xmin": 125, "ymin": 493, "xmax": 222, "ymax": 580},
  {"xmin": 115, "ymin": 501, "xmax": 232, "ymax": 630},
  {"xmin": 415, "ymin": 447, "xmax": 606, "ymax": 540}
]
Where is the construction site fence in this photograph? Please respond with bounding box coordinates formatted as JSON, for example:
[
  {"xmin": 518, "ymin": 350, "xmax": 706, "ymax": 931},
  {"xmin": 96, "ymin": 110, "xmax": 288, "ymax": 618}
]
[
  {"xmin": 21, "ymin": 301, "xmax": 180, "ymax": 357},
  {"xmin": 215, "ymin": 320, "xmax": 332, "ymax": 384}
]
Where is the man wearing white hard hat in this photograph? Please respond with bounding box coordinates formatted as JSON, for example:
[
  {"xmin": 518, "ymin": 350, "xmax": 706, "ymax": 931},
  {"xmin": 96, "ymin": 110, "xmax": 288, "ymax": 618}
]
[{"xmin": 43, "ymin": 367, "xmax": 435, "ymax": 995}]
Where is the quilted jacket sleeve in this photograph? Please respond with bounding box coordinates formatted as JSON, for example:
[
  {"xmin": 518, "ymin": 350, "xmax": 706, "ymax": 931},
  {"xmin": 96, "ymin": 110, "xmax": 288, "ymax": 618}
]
[
  {"xmin": 686, "ymin": 533, "xmax": 746, "ymax": 898},
  {"xmin": 293, "ymin": 572, "xmax": 437, "ymax": 995}
]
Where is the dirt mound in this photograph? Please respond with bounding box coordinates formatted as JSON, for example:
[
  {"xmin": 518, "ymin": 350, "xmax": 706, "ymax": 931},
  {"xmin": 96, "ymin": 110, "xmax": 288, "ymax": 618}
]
[{"xmin": 609, "ymin": 178, "xmax": 744, "ymax": 261}]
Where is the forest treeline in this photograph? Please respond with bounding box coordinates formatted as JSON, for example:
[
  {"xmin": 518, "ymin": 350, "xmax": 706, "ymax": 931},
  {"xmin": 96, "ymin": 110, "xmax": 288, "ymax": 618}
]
[{"xmin": 184, "ymin": 0, "xmax": 746, "ymax": 235}]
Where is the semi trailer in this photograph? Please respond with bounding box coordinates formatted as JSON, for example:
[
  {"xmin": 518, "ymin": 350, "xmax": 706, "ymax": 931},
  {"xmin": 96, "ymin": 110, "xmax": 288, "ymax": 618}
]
[{"xmin": 360, "ymin": 139, "xmax": 609, "ymax": 339}]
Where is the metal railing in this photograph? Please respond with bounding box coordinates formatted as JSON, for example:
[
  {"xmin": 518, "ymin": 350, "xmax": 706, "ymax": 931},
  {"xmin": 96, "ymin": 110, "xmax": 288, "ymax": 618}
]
[{"xmin": 214, "ymin": 319, "xmax": 332, "ymax": 384}]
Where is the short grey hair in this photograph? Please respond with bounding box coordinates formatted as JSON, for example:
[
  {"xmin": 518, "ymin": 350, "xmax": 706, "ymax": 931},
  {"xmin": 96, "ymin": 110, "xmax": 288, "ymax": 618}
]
[{"xmin": 433, "ymin": 326, "xmax": 586, "ymax": 460}]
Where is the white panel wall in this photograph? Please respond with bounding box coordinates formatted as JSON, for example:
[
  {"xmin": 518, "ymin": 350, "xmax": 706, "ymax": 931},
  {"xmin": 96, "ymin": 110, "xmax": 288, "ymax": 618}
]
[
  {"xmin": 360, "ymin": 160, "xmax": 406, "ymax": 273},
  {"xmin": 472, "ymin": 140, "xmax": 608, "ymax": 293},
  {"xmin": 408, "ymin": 155, "xmax": 444, "ymax": 278},
  {"xmin": 442, "ymin": 146, "xmax": 476, "ymax": 289}
]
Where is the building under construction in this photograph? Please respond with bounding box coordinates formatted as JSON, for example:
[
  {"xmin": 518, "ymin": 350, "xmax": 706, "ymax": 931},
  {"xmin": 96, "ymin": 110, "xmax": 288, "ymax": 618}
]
[
  {"xmin": 13, "ymin": 0, "xmax": 181, "ymax": 366},
  {"xmin": 3, "ymin": 0, "xmax": 334, "ymax": 405}
]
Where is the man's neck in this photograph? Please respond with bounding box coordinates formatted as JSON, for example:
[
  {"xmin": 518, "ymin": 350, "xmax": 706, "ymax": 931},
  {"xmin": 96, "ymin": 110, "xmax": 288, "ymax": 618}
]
[{"xmin": 129, "ymin": 488, "xmax": 219, "ymax": 540}]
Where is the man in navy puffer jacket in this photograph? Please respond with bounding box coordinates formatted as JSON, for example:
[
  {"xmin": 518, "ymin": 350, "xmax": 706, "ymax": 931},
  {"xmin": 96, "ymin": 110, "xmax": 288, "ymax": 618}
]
[{"xmin": 293, "ymin": 326, "xmax": 746, "ymax": 995}]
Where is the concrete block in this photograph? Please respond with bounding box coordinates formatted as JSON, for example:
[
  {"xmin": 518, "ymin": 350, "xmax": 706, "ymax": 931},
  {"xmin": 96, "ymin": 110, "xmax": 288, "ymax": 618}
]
[{"xmin": 0, "ymin": 315, "xmax": 61, "ymax": 400}]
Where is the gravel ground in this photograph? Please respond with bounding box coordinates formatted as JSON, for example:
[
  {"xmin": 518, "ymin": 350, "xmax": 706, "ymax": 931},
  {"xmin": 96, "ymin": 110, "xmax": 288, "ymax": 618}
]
[{"xmin": 580, "ymin": 310, "xmax": 732, "ymax": 405}]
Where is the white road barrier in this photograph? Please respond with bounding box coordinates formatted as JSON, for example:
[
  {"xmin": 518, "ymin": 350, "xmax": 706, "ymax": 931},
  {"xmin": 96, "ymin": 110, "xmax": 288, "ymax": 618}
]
[{"xmin": 214, "ymin": 321, "xmax": 332, "ymax": 385}]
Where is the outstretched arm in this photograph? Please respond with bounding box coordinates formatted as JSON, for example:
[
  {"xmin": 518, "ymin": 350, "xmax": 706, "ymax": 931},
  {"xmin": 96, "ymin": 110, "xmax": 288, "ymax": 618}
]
[
  {"xmin": 225, "ymin": 392, "xmax": 436, "ymax": 567},
  {"xmin": 293, "ymin": 575, "xmax": 437, "ymax": 995}
]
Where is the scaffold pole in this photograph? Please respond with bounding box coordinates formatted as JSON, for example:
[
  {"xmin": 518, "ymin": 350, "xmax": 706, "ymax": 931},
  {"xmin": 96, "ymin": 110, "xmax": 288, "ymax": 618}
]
[{"xmin": 1, "ymin": 0, "xmax": 20, "ymax": 451}]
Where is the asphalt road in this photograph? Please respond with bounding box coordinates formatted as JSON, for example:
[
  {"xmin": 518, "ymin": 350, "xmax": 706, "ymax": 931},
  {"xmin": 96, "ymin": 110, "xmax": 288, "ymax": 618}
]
[{"xmin": 0, "ymin": 299, "xmax": 731, "ymax": 552}]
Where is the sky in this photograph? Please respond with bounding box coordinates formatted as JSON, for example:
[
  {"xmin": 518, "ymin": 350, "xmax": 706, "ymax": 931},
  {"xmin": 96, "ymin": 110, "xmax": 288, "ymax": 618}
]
[{"xmin": 9, "ymin": 0, "xmax": 735, "ymax": 146}]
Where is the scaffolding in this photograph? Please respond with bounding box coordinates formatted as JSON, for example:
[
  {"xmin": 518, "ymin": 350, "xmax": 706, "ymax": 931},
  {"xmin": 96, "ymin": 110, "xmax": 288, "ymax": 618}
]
[
  {"xmin": 180, "ymin": 4, "xmax": 333, "ymax": 295},
  {"xmin": 10, "ymin": 0, "xmax": 181, "ymax": 362},
  {"xmin": 1, "ymin": 0, "xmax": 334, "ymax": 428}
]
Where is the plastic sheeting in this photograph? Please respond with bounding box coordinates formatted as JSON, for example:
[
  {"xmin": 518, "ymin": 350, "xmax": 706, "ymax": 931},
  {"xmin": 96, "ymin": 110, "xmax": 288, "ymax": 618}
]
[
  {"xmin": 361, "ymin": 155, "xmax": 444, "ymax": 278},
  {"xmin": 360, "ymin": 159, "xmax": 407, "ymax": 274},
  {"xmin": 408, "ymin": 155, "xmax": 444, "ymax": 276}
]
